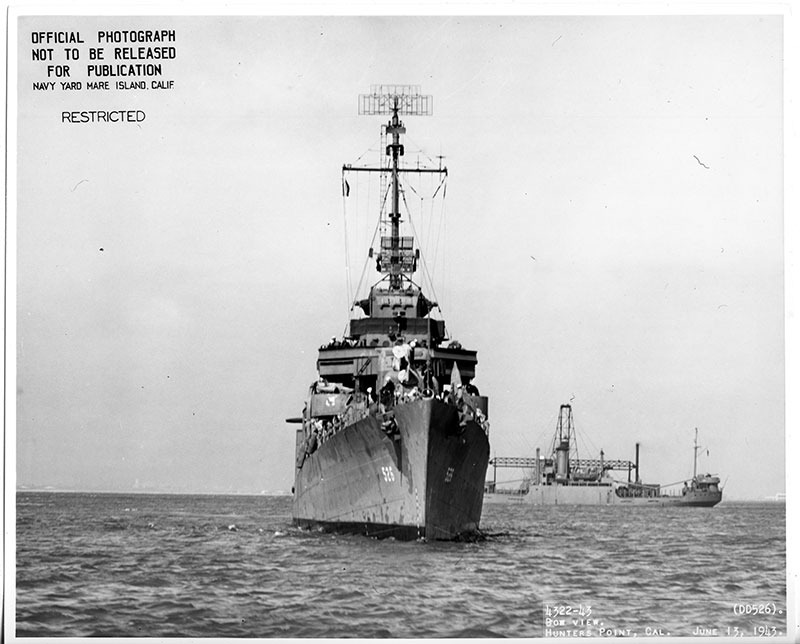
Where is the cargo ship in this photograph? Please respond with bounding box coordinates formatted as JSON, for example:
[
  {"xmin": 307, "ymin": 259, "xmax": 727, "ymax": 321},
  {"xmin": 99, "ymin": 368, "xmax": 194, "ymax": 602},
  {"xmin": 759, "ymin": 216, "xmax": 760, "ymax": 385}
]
[
  {"xmin": 288, "ymin": 86, "xmax": 491, "ymax": 540},
  {"xmin": 484, "ymin": 404, "xmax": 722, "ymax": 507}
]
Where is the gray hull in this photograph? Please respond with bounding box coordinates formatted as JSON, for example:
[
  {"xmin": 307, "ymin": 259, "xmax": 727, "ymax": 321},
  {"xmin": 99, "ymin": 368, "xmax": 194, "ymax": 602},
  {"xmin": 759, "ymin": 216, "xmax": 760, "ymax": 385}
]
[
  {"xmin": 484, "ymin": 483, "xmax": 722, "ymax": 507},
  {"xmin": 294, "ymin": 398, "xmax": 490, "ymax": 540}
]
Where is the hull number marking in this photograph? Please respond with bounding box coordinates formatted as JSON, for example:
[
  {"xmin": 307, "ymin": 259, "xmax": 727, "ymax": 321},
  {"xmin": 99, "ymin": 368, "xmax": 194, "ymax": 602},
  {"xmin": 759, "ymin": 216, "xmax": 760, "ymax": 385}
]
[
  {"xmin": 381, "ymin": 466, "xmax": 396, "ymax": 482},
  {"xmin": 445, "ymin": 467, "xmax": 455, "ymax": 483}
]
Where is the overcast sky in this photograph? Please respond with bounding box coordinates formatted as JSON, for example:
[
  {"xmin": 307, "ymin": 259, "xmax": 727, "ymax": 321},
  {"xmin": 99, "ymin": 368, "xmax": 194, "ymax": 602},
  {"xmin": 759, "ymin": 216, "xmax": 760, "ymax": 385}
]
[{"xmin": 10, "ymin": 11, "xmax": 788, "ymax": 500}]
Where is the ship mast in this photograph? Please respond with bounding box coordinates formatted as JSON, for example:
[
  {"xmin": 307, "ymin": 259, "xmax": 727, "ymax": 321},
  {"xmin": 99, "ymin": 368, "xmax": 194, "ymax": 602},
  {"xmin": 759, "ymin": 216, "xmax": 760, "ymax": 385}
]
[
  {"xmin": 387, "ymin": 99, "xmax": 403, "ymax": 289},
  {"xmin": 349, "ymin": 85, "xmax": 445, "ymax": 292},
  {"xmin": 693, "ymin": 427, "xmax": 699, "ymax": 479},
  {"xmin": 553, "ymin": 404, "xmax": 576, "ymax": 483}
]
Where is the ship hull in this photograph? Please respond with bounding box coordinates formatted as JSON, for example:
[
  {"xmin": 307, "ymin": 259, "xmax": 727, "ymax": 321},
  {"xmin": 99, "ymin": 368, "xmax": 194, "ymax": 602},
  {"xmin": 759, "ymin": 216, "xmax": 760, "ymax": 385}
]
[
  {"xmin": 484, "ymin": 484, "xmax": 721, "ymax": 507},
  {"xmin": 293, "ymin": 398, "xmax": 490, "ymax": 540}
]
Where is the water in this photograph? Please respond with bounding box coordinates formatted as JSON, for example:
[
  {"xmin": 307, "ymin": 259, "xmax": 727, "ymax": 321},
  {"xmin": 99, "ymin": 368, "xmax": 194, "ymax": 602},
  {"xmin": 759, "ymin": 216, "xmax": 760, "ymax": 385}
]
[{"xmin": 15, "ymin": 492, "xmax": 788, "ymax": 638}]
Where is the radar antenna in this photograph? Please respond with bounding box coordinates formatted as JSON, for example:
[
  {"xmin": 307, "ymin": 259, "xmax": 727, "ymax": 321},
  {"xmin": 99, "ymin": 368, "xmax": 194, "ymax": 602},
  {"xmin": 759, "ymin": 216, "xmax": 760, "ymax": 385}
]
[{"xmin": 358, "ymin": 84, "xmax": 433, "ymax": 116}]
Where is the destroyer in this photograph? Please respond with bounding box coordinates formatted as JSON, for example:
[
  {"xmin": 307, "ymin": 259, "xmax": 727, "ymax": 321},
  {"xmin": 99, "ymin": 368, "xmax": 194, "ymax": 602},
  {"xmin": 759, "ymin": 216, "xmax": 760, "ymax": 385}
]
[
  {"xmin": 288, "ymin": 86, "xmax": 490, "ymax": 540},
  {"xmin": 484, "ymin": 404, "xmax": 722, "ymax": 507}
]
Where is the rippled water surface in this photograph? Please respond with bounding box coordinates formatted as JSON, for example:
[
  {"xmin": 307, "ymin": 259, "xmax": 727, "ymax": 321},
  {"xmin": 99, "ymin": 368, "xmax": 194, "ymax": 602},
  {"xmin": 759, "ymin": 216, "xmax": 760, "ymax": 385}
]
[{"xmin": 15, "ymin": 492, "xmax": 787, "ymax": 638}]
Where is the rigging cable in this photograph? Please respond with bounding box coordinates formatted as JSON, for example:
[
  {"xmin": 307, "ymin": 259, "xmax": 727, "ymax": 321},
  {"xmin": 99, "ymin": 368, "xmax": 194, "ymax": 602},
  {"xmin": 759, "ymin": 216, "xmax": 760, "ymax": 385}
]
[
  {"xmin": 431, "ymin": 173, "xmax": 446, "ymax": 199},
  {"xmin": 428, "ymin": 175, "xmax": 447, "ymax": 291},
  {"xmin": 404, "ymin": 134, "xmax": 440, "ymax": 168},
  {"xmin": 419, "ymin": 176, "xmax": 426, "ymax": 265},
  {"xmin": 439, "ymin": 181, "xmax": 449, "ymax": 334},
  {"xmin": 426, "ymin": 172, "xmax": 445, "ymax": 257},
  {"xmin": 401, "ymin": 174, "xmax": 427, "ymax": 266},
  {"xmin": 351, "ymin": 137, "xmax": 382, "ymax": 165},
  {"xmin": 342, "ymin": 170, "xmax": 353, "ymax": 309},
  {"xmin": 400, "ymin": 184, "xmax": 442, "ymax": 317},
  {"xmin": 349, "ymin": 181, "xmax": 391, "ymax": 312}
]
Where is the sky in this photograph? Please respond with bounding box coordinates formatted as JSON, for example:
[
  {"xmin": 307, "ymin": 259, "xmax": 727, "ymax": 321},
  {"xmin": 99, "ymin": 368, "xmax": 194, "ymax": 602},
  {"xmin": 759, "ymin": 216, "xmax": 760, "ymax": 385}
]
[{"xmin": 8, "ymin": 10, "xmax": 790, "ymax": 501}]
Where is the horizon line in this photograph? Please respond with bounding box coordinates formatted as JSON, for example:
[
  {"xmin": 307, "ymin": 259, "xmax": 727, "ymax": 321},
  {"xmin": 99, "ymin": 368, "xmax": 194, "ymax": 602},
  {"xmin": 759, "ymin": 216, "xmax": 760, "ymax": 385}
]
[{"xmin": 13, "ymin": 486, "xmax": 785, "ymax": 503}]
